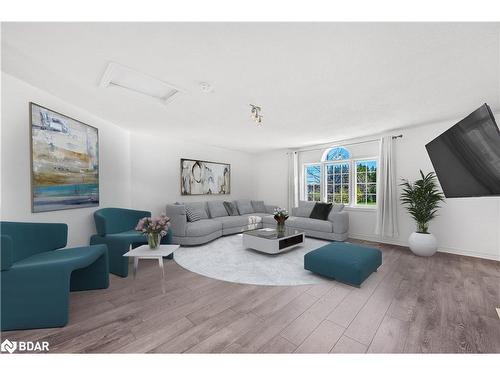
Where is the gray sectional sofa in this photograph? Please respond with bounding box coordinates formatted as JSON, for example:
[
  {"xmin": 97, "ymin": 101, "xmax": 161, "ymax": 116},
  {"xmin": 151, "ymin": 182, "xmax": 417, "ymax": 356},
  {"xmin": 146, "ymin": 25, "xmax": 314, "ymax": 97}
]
[{"xmin": 165, "ymin": 199, "xmax": 349, "ymax": 246}]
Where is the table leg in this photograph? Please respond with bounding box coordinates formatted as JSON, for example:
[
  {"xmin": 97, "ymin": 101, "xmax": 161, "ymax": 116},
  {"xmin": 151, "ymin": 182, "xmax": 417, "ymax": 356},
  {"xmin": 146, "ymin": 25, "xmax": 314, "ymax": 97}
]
[
  {"xmin": 133, "ymin": 257, "xmax": 139, "ymax": 279},
  {"xmin": 158, "ymin": 257, "xmax": 165, "ymax": 293}
]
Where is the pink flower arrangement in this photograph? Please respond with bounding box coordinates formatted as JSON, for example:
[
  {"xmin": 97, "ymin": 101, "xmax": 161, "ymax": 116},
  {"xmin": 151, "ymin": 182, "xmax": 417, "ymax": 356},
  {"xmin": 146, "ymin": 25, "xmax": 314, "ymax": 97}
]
[{"xmin": 135, "ymin": 214, "xmax": 171, "ymax": 238}]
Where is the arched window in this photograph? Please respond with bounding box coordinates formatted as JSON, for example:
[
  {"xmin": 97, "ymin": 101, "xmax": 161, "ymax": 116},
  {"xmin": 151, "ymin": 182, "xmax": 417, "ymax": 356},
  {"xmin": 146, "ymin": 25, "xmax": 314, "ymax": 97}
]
[
  {"xmin": 322, "ymin": 147, "xmax": 350, "ymax": 161},
  {"xmin": 303, "ymin": 145, "xmax": 378, "ymax": 206}
]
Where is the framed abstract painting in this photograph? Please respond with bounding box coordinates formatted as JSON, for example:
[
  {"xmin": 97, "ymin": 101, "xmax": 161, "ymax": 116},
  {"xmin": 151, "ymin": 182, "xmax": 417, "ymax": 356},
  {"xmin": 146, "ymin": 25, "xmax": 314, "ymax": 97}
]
[
  {"xmin": 30, "ymin": 102, "xmax": 99, "ymax": 212},
  {"xmin": 180, "ymin": 158, "xmax": 230, "ymax": 195}
]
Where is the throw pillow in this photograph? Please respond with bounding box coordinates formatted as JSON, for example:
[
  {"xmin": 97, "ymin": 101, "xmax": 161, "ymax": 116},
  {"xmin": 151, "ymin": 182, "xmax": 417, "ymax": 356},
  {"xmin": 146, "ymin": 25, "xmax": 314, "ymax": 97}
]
[
  {"xmin": 223, "ymin": 201, "xmax": 239, "ymax": 216},
  {"xmin": 185, "ymin": 206, "xmax": 204, "ymax": 222},
  {"xmin": 296, "ymin": 200, "xmax": 316, "ymax": 217},
  {"xmin": 309, "ymin": 202, "xmax": 333, "ymax": 220},
  {"xmin": 251, "ymin": 200, "xmax": 266, "ymax": 213},
  {"xmin": 236, "ymin": 199, "xmax": 254, "ymax": 215},
  {"xmin": 207, "ymin": 201, "xmax": 229, "ymax": 218},
  {"xmin": 184, "ymin": 202, "xmax": 209, "ymax": 219}
]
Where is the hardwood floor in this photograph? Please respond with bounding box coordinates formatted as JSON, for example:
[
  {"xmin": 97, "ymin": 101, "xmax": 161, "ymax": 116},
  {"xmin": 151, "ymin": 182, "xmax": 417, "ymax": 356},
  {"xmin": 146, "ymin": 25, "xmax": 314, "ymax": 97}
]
[{"xmin": 2, "ymin": 239, "xmax": 500, "ymax": 353}]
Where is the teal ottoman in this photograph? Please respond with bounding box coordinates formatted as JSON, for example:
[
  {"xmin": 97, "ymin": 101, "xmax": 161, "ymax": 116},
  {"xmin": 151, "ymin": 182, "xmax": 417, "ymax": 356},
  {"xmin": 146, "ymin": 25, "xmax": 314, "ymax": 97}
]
[{"xmin": 304, "ymin": 242, "xmax": 382, "ymax": 286}]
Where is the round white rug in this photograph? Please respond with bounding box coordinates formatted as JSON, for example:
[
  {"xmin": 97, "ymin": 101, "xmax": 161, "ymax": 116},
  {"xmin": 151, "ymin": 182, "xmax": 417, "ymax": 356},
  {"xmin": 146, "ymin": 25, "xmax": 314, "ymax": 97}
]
[{"xmin": 173, "ymin": 234, "xmax": 332, "ymax": 286}]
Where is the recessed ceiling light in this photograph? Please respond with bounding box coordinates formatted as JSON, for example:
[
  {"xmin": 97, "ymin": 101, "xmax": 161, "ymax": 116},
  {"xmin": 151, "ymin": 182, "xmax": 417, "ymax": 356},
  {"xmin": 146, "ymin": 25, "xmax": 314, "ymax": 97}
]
[{"xmin": 99, "ymin": 62, "xmax": 184, "ymax": 105}]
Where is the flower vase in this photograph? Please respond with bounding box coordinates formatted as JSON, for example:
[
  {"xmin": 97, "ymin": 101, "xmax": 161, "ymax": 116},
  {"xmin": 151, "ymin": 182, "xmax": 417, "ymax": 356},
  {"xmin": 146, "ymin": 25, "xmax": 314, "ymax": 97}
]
[
  {"xmin": 147, "ymin": 233, "xmax": 161, "ymax": 249},
  {"xmin": 276, "ymin": 221, "xmax": 285, "ymax": 235}
]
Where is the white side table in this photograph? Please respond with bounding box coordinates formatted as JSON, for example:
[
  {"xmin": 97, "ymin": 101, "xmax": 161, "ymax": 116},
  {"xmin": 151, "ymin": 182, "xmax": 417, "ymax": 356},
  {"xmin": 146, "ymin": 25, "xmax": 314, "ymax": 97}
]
[{"xmin": 123, "ymin": 244, "xmax": 180, "ymax": 292}]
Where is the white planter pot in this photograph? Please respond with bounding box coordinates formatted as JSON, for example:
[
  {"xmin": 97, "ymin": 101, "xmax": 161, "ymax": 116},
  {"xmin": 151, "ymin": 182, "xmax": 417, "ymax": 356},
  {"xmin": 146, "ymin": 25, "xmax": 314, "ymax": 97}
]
[{"xmin": 408, "ymin": 232, "xmax": 437, "ymax": 257}]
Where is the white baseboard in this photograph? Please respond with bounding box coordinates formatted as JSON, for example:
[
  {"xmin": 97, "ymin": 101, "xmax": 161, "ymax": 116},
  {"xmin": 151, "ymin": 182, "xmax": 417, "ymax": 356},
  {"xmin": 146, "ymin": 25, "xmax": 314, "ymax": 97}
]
[{"xmin": 348, "ymin": 233, "xmax": 500, "ymax": 262}]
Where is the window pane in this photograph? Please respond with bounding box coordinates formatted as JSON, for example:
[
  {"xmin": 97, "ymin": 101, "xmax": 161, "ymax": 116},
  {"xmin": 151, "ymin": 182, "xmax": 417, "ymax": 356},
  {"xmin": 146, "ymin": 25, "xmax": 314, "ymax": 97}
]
[
  {"xmin": 306, "ymin": 165, "xmax": 321, "ymax": 184},
  {"xmin": 325, "ymin": 147, "xmax": 350, "ymax": 161},
  {"xmin": 334, "ymin": 184, "xmax": 341, "ymax": 193},
  {"xmin": 357, "ymin": 172, "xmax": 366, "ymax": 183},
  {"xmin": 356, "ymin": 193, "xmax": 366, "ymax": 204},
  {"xmin": 327, "ymin": 194, "xmax": 333, "ymax": 203},
  {"xmin": 334, "ymin": 174, "xmax": 341, "ymax": 184},
  {"xmin": 327, "ymin": 184, "xmax": 333, "ymax": 194},
  {"xmin": 356, "ymin": 162, "xmax": 367, "ymax": 172},
  {"xmin": 367, "ymin": 194, "xmax": 377, "ymax": 205},
  {"xmin": 367, "ymin": 183, "xmax": 376, "ymax": 194},
  {"xmin": 334, "ymin": 195, "xmax": 341, "ymax": 203},
  {"xmin": 342, "ymin": 173, "xmax": 349, "ymax": 184},
  {"xmin": 341, "ymin": 195, "xmax": 349, "ymax": 204},
  {"xmin": 341, "ymin": 163, "xmax": 349, "ymax": 173}
]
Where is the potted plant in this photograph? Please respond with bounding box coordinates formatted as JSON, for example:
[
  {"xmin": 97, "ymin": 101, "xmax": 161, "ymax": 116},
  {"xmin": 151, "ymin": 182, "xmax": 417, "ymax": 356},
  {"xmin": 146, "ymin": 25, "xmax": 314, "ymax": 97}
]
[
  {"xmin": 135, "ymin": 214, "xmax": 171, "ymax": 249},
  {"xmin": 400, "ymin": 170, "xmax": 445, "ymax": 256},
  {"xmin": 273, "ymin": 208, "xmax": 289, "ymax": 235}
]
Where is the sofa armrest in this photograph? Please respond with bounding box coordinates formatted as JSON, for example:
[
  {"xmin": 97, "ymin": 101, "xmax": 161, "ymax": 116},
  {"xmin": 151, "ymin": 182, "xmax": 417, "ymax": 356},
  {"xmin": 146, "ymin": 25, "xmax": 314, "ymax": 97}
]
[
  {"xmin": 1, "ymin": 235, "xmax": 13, "ymax": 271},
  {"xmin": 165, "ymin": 204, "xmax": 187, "ymax": 237},
  {"xmin": 329, "ymin": 211, "xmax": 349, "ymax": 234}
]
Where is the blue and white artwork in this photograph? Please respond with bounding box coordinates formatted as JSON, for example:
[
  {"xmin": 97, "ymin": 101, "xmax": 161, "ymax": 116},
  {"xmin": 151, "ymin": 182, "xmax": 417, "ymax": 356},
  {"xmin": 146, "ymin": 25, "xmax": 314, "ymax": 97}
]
[
  {"xmin": 180, "ymin": 158, "xmax": 230, "ymax": 195},
  {"xmin": 30, "ymin": 103, "xmax": 99, "ymax": 212}
]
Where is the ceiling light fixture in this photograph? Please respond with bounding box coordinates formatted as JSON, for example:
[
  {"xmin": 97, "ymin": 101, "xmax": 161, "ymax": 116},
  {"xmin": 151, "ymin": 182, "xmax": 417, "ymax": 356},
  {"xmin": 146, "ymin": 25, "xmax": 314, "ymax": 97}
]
[
  {"xmin": 199, "ymin": 82, "xmax": 213, "ymax": 93},
  {"xmin": 250, "ymin": 104, "xmax": 263, "ymax": 126},
  {"xmin": 99, "ymin": 62, "xmax": 184, "ymax": 105}
]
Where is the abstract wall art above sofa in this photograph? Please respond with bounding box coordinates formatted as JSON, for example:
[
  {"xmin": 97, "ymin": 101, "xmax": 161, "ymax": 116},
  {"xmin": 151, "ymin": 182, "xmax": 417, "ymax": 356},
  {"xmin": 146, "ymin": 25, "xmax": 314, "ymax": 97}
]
[
  {"xmin": 180, "ymin": 158, "xmax": 230, "ymax": 195},
  {"xmin": 30, "ymin": 102, "xmax": 99, "ymax": 212}
]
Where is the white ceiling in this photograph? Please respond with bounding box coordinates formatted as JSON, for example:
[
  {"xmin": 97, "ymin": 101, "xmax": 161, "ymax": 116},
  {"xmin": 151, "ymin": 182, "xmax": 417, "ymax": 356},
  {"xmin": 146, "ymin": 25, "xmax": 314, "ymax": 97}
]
[{"xmin": 2, "ymin": 22, "xmax": 499, "ymax": 153}]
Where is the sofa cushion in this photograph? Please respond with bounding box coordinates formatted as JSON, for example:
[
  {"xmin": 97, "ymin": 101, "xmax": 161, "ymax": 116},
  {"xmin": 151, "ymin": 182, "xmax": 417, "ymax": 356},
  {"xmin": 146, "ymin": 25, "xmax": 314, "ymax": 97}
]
[
  {"xmin": 212, "ymin": 215, "xmax": 252, "ymax": 229},
  {"xmin": 185, "ymin": 206, "xmax": 204, "ymax": 222},
  {"xmin": 207, "ymin": 201, "xmax": 229, "ymax": 218},
  {"xmin": 295, "ymin": 201, "xmax": 316, "ymax": 218},
  {"xmin": 223, "ymin": 201, "xmax": 239, "ymax": 216},
  {"xmin": 251, "ymin": 200, "xmax": 266, "ymax": 213},
  {"xmin": 182, "ymin": 202, "xmax": 209, "ymax": 221},
  {"xmin": 288, "ymin": 217, "xmax": 333, "ymax": 232},
  {"xmin": 310, "ymin": 202, "xmax": 333, "ymax": 220},
  {"xmin": 185, "ymin": 219, "xmax": 222, "ymax": 237},
  {"xmin": 331, "ymin": 203, "xmax": 344, "ymax": 213},
  {"xmin": 236, "ymin": 199, "xmax": 254, "ymax": 215},
  {"xmin": 328, "ymin": 203, "xmax": 345, "ymax": 221}
]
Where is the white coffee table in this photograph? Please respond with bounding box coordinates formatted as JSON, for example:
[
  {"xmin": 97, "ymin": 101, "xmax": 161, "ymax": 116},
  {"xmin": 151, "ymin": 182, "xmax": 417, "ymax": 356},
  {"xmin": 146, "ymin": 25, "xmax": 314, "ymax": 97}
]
[
  {"xmin": 242, "ymin": 228, "xmax": 305, "ymax": 254},
  {"xmin": 123, "ymin": 244, "xmax": 179, "ymax": 292}
]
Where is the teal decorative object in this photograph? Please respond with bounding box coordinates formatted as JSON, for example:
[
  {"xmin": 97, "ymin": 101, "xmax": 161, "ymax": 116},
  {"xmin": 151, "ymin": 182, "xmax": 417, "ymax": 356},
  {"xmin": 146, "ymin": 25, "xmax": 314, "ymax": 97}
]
[
  {"xmin": 90, "ymin": 208, "xmax": 172, "ymax": 276},
  {"xmin": 304, "ymin": 242, "xmax": 381, "ymax": 286},
  {"xmin": 1, "ymin": 221, "xmax": 109, "ymax": 331}
]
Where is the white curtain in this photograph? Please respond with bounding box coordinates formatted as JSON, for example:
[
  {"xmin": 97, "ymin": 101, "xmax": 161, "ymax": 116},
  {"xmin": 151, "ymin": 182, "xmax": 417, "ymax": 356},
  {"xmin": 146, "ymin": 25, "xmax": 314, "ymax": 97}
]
[
  {"xmin": 375, "ymin": 136, "xmax": 399, "ymax": 237},
  {"xmin": 287, "ymin": 151, "xmax": 299, "ymax": 211}
]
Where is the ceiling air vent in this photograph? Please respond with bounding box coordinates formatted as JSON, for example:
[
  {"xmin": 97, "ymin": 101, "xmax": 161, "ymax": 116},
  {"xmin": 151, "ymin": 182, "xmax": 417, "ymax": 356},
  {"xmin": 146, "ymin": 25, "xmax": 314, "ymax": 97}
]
[{"xmin": 99, "ymin": 62, "xmax": 183, "ymax": 105}]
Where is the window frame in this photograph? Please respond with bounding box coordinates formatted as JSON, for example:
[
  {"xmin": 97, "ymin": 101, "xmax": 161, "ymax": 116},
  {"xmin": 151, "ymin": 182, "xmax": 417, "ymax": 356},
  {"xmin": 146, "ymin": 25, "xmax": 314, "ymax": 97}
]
[
  {"xmin": 303, "ymin": 162, "xmax": 322, "ymax": 202},
  {"xmin": 302, "ymin": 149, "xmax": 378, "ymax": 210},
  {"xmin": 352, "ymin": 157, "xmax": 378, "ymax": 209},
  {"xmin": 323, "ymin": 160, "xmax": 350, "ymax": 205}
]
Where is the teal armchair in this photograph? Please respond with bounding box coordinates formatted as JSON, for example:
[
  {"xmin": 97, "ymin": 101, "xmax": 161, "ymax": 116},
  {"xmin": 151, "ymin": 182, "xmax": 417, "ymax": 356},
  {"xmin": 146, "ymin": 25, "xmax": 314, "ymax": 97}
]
[
  {"xmin": 0, "ymin": 221, "xmax": 109, "ymax": 331},
  {"xmin": 90, "ymin": 208, "xmax": 172, "ymax": 277}
]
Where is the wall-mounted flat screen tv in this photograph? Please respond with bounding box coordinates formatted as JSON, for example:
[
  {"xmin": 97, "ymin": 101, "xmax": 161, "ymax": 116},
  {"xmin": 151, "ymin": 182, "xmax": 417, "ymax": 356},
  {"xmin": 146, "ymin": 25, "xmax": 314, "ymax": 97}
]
[{"xmin": 425, "ymin": 103, "xmax": 500, "ymax": 198}]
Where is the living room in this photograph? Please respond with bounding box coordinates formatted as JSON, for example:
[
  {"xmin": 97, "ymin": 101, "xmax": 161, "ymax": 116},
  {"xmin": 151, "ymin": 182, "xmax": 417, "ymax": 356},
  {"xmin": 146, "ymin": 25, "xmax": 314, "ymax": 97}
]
[{"xmin": 1, "ymin": 2, "xmax": 500, "ymax": 373}]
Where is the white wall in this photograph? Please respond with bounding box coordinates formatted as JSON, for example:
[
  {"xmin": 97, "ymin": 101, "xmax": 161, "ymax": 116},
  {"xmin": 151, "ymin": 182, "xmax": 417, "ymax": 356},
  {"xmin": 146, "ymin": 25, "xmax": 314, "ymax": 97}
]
[
  {"xmin": 0, "ymin": 73, "xmax": 132, "ymax": 247},
  {"xmin": 129, "ymin": 132, "xmax": 258, "ymax": 216},
  {"xmin": 255, "ymin": 118, "xmax": 500, "ymax": 261}
]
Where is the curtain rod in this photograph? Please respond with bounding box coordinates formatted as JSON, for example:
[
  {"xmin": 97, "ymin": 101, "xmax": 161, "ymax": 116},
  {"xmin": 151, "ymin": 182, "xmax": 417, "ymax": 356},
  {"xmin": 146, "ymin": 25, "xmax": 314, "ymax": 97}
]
[{"xmin": 286, "ymin": 134, "xmax": 403, "ymax": 154}]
